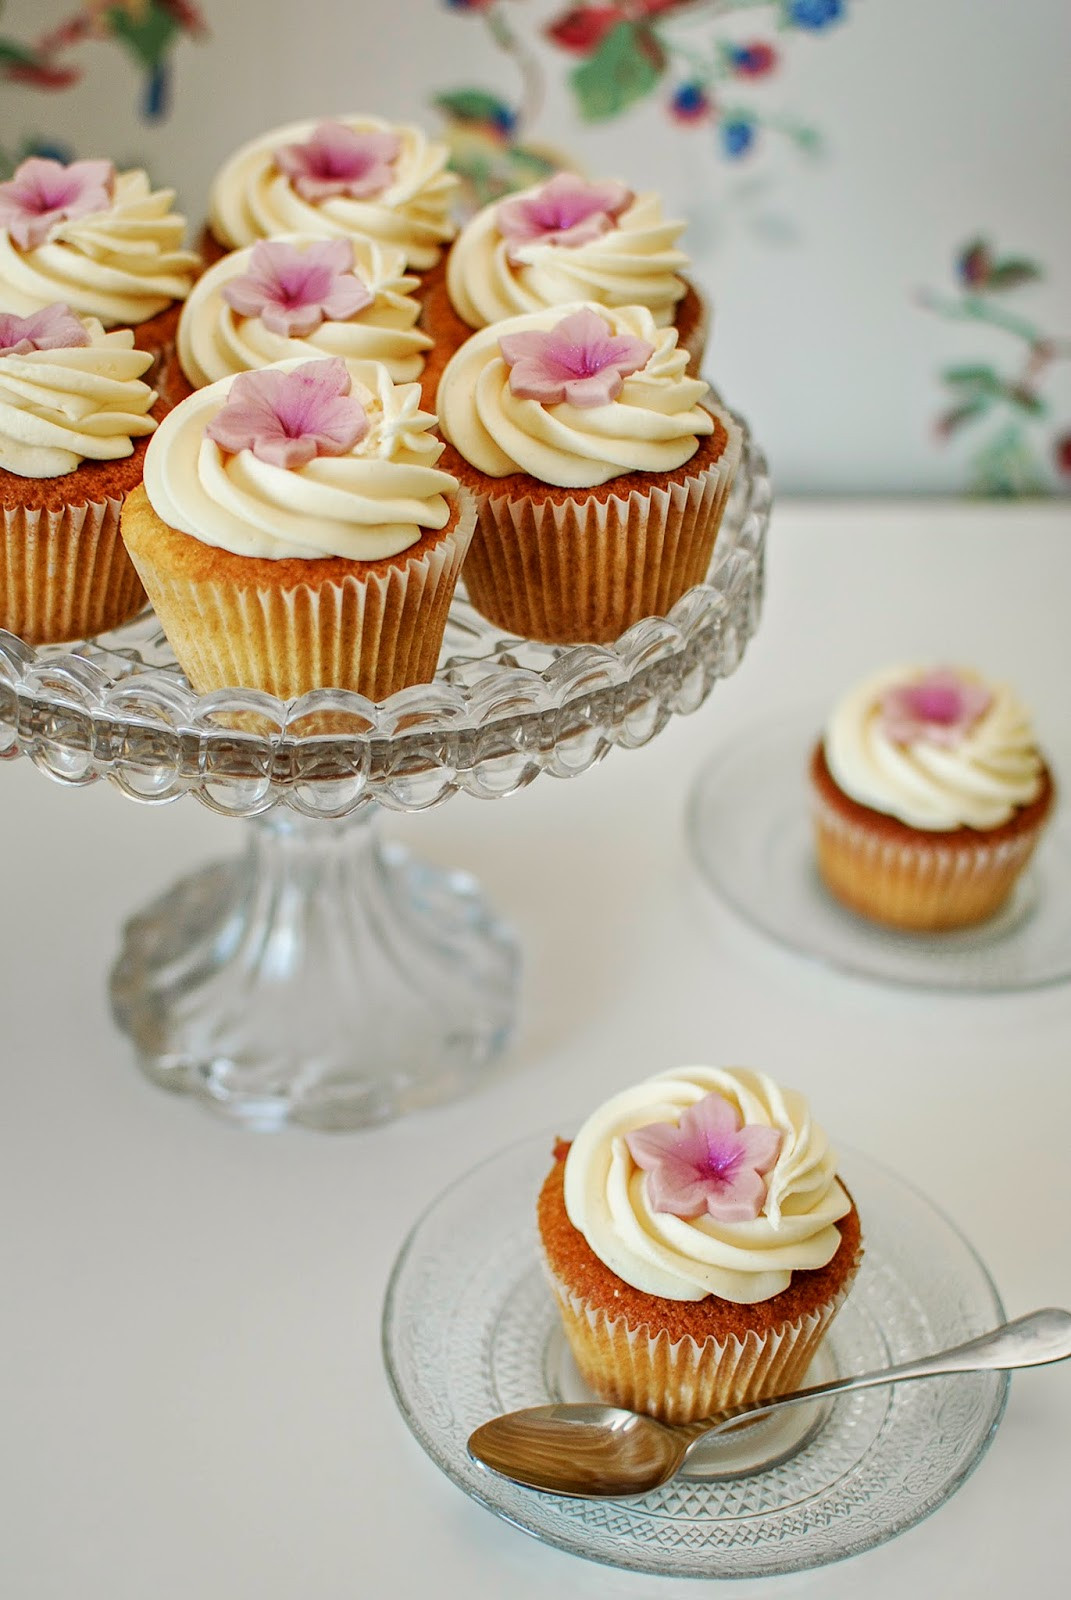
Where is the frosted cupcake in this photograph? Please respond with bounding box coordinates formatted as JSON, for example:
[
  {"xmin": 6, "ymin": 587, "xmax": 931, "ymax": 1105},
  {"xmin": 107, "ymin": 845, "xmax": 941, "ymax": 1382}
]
[
  {"xmin": 0, "ymin": 156, "xmax": 199, "ymax": 375},
  {"xmin": 538, "ymin": 1066, "xmax": 862, "ymax": 1424},
  {"xmin": 0, "ymin": 304, "xmax": 158, "ymax": 642},
  {"xmin": 175, "ymin": 235, "xmax": 433, "ymax": 396},
  {"xmin": 205, "ymin": 117, "xmax": 458, "ymax": 273},
  {"xmin": 422, "ymin": 173, "xmax": 706, "ymax": 390},
  {"xmin": 812, "ymin": 665, "xmax": 1055, "ymax": 930},
  {"xmin": 435, "ymin": 303, "xmax": 739, "ymax": 643},
  {"xmin": 120, "ymin": 356, "xmax": 473, "ymax": 702}
]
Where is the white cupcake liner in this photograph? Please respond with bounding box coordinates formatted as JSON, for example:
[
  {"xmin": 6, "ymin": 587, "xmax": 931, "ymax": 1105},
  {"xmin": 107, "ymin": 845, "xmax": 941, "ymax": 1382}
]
[{"xmin": 1, "ymin": 497, "xmax": 145, "ymax": 644}]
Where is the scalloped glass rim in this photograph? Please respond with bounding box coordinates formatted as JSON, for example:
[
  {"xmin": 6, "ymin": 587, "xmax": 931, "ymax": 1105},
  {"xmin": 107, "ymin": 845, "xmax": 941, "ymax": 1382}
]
[
  {"xmin": 0, "ymin": 409, "xmax": 768, "ymax": 815},
  {"xmin": 382, "ymin": 1131, "xmax": 1009, "ymax": 1581}
]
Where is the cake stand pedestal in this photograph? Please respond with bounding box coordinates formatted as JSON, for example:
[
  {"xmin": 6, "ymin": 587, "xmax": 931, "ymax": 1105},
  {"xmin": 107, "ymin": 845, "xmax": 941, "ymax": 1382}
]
[{"xmin": 0, "ymin": 413, "xmax": 769, "ymax": 1130}]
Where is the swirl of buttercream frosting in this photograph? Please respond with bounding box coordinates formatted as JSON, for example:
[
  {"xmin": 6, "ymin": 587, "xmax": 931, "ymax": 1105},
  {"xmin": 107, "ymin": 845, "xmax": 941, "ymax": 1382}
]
[
  {"xmin": 0, "ymin": 170, "xmax": 198, "ymax": 327},
  {"xmin": 207, "ymin": 117, "xmax": 458, "ymax": 270},
  {"xmin": 177, "ymin": 234, "xmax": 432, "ymax": 389},
  {"xmin": 563, "ymin": 1066, "xmax": 852, "ymax": 1306},
  {"xmin": 436, "ymin": 303, "xmax": 713, "ymax": 488},
  {"xmin": 447, "ymin": 187, "xmax": 688, "ymax": 330},
  {"xmin": 824, "ymin": 664, "xmax": 1044, "ymax": 831},
  {"xmin": 143, "ymin": 357, "xmax": 459, "ymax": 561},
  {"xmin": 0, "ymin": 317, "xmax": 157, "ymax": 477}
]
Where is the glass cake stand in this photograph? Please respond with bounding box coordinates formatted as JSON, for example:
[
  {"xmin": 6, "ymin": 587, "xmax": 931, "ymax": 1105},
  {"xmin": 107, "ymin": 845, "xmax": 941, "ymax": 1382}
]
[{"xmin": 0, "ymin": 419, "xmax": 770, "ymax": 1131}]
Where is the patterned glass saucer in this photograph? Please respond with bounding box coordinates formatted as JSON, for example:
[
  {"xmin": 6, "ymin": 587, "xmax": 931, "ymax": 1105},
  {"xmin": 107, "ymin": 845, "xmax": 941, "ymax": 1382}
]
[
  {"xmin": 688, "ymin": 714, "xmax": 1071, "ymax": 992},
  {"xmin": 382, "ymin": 1132, "xmax": 1008, "ymax": 1580}
]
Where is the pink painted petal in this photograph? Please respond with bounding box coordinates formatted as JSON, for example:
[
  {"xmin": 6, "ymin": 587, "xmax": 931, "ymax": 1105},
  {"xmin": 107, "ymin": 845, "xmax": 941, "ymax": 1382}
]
[
  {"xmin": 705, "ymin": 1166, "xmax": 768, "ymax": 1223},
  {"xmin": 0, "ymin": 302, "xmax": 89, "ymax": 355}
]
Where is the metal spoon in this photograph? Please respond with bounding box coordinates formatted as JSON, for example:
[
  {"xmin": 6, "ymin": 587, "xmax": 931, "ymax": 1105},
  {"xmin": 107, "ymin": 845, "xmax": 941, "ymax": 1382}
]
[{"xmin": 468, "ymin": 1307, "xmax": 1071, "ymax": 1498}]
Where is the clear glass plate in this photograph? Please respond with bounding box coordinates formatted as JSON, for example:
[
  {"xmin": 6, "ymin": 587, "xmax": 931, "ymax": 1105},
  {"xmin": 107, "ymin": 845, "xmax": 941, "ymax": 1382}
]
[
  {"xmin": 382, "ymin": 1132, "xmax": 1008, "ymax": 1580},
  {"xmin": 687, "ymin": 715, "xmax": 1071, "ymax": 992}
]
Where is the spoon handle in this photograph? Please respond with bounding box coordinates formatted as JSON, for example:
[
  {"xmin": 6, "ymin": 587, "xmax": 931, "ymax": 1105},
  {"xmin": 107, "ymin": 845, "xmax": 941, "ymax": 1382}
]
[{"xmin": 683, "ymin": 1308, "xmax": 1071, "ymax": 1453}]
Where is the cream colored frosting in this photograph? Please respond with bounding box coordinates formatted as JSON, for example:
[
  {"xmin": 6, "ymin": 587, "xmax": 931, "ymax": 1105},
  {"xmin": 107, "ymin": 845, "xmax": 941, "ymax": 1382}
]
[
  {"xmin": 0, "ymin": 170, "xmax": 198, "ymax": 327},
  {"xmin": 143, "ymin": 357, "xmax": 458, "ymax": 561},
  {"xmin": 824, "ymin": 665, "xmax": 1044, "ymax": 831},
  {"xmin": 436, "ymin": 303, "xmax": 713, "ymax": 489},
  {"xmin": 447, "ymin": 188, "xmax": 688, "ymax": 330},
  {"xmin": 563, "ymin": 1066, "xmax": 851, "ymax": 1306},
  {"xmin": 177, "ymin": 234, "xmax": 432, "ymax": 389},
  {"xmin": 207, "ymin": 117, "xmax": 458, "ymax": 270},
  {"xmin": 0, "ymin": 318, "xmax": 157, "ymax": 478}
]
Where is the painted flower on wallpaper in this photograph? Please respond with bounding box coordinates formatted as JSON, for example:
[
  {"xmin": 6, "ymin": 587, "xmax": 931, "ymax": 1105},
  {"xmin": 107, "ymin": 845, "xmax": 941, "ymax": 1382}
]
[
  {"xmin": 434, "ymin": 1, "xmax": 847, "ymax": 211},
  {"xmin": 0, "ymin": 2, "xmax": 206, "ymax": 135},
  {"xmin": 919, "ymin": 237, "xmax": 1071, "ymax": 497}
]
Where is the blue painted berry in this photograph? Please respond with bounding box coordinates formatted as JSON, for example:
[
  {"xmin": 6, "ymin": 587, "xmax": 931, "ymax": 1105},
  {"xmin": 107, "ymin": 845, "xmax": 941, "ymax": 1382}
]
[
  {"xmin": 720, "ymin": 118, "xmax": 755, "ymax": 158},
  {"xmin": 669, "ymin": 81, "xmax": 711, "ymax": 124},
  {"xmin": 787, "ymin": 0, "xmax": 844, "ymax": 30},
  {"xmin": 728, "ymin": 42, "xmax": 778, "ymax": 78}
]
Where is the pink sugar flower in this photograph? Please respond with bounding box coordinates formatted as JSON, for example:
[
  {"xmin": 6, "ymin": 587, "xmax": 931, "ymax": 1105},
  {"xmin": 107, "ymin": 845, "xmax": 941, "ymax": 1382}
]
[
  {"xmin": 0, "ymin": 302, "xmax": 90, "ymax": 356},
  {"xmin": 879, "ymin": 669, "xmax": 993, "ymax": 748},
  {"xmin": 273, "ymin": 121, "xmax": 401, "ymax": 202},
  {"xmin": 222, "ymin": 238, "xmax": 374, "ymax": 337},
  {"xmin": 625, "ymin": 1091, "xmax": 782, "ymax": 1223},
  {"xmin": 205, "ymin": 358, "xmax": 369, "ymax": 470},
  {"xmin": 0, "ymin": 156, "xmax": 115, "ymax": 250},
  {"xmin": 499, "ymin": 306, "xmax": 653, "ymax": 408},
  {"xmin": 496, "ymin": 173, "xmax": 633, "ymax": 265}
]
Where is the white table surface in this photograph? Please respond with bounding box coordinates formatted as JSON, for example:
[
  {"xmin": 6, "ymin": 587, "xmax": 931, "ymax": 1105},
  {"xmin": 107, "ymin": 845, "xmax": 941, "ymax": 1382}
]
[{"xmin": 1, "ymin": 500, "xmax": 1068, "ymax": 1600}]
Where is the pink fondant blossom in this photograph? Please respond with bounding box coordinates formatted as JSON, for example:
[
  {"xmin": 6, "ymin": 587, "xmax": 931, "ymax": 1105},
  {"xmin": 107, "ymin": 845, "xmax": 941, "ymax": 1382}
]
[
  {"xmin": 222, "ymin": 239, "xmax": 374, "ymax": 337},
  {"xmin": 879, "ymin": 669, "xmax": 993, "ymax": 748},
  {"xmin": 0, "ymin": 303, "xmax": 90, "ymax": 356},
  {"xmin": 273, "ymin": 121, "xmax": 401, "ymax": 202},
  {"xmin": 499, "ymin": 306, "xmax": 653, "ymax": 408},
  {"xmin": 625, "ymin": 1091, "xmax": 782, "ymax": 1223},
  {"xmin": 0, "ymin": 156, "xmax": 115, "ymax": 249},
  {"xmin": 496, "ymin": 173, "xmax": 633, "ymax": 265},
  {"xmin": 206, "ymin": 358, "xmax": 369, "ymax": 470}
]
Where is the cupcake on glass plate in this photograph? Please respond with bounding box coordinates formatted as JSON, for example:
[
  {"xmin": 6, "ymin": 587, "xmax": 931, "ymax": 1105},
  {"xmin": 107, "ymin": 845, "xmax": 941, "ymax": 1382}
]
[
  {"xmin": 0, "ymin": 303, "xmax": 159, "ymax": 643},
  {"xmin": 811, "ymin": 663, "xmax": 1055, "ymax": 930},
  {"xmin": 421, "ymin": 171, "xmax": 707, "ymax": 392},
  {"xmin": 538, "ymin": 1065, "xmax": 862, "ymax": 1424},
  {"xmin": 174, "ymin": 233, "xmax": 432, "ymax": 402},
  {"xmin": 435, "ymin": 301, "xmax": 739, "ymax": 644},
  {"xmin": 204, "ymin": 116, "xmax": 458, "ymax": 276},
  {"xmin": 120, "ymin": 355, "xmax": 474, "ymax": 702},
  {"xmin": 0, "ymin": 155, "xmax": 199, "ymax": 378}
]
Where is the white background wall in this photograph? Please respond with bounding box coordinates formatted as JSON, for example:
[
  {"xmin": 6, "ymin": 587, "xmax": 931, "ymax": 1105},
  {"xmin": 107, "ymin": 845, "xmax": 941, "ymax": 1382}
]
[{"xmin": 2, "ymin": 0, "xmax": 1068, "ymax": 494}]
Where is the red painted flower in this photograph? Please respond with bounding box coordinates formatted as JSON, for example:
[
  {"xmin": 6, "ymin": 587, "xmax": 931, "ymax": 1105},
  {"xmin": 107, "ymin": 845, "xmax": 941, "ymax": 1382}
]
[
  {"xmin": 1054, "ymin": 432, "xmax": 1071, "ymax": 475},
  {"xmin": 625, "ymin": 1091, "xmax": 782, "ymax": 1223},
  {"xmin": 222, "ymin": 239, "xmax": 373, "ymax": 337},
  {"xmin": 0, "ymin": 303, "xmax": 89, "ymax": 356},
  {"xmin": 499, "ymin": 306, "xmax": 653, "ymax": 407},
  {"xmin": 273, "ymin": 122, "xmax": 401, "ymax": 203},
  {"xmin": 879, "ymin": 670, "xmax": 993, "ymax": 748},
  {"xmin": 545, "ymin": 5, "xmax": 625, "ymax": 53},
  {"xmin": 0, "ymin": 156, "xmax": 115, "ymax": 250},
  {"xmin": 496, "ymin": 173, "xmax": 633, "ymax": 265},
  {"xmin": 206, "ymin": 359, "xmax": 370, "ymax": 470}
]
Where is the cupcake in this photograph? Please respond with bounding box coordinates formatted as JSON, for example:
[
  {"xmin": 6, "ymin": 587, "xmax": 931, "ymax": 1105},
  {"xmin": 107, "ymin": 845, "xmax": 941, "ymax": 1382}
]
[
  {"xmin": 175, "ymin": 234, "xmax": 433, "ymax": 398},
  {"xmin": 120, "ymin": 355, "xmax": 474, "ymax": 702},
  {"xmin": 0, "ymin": 156, "xmax": 199, "ymax": 379},
  {"xmin": 435, "ymin": 302, "xmax": 740, "ymax": 644},
  {"xmin": 812, "ymin": 665, "xmax": 1055, "ymax": 931},
  {"xmin": 0, "ymin": 303, "xmax": 159, "ymax": 643},
  {"xmin": 204, "ymin": 116, "xmax": 459, "ymax": 274},
  {"xmin": 538, "ymin": 1066, "xmax": 861, "ymax": 1424},
  {"xmin": 422, "ymin": 172, "xmax": 707, "ymax": 391}
]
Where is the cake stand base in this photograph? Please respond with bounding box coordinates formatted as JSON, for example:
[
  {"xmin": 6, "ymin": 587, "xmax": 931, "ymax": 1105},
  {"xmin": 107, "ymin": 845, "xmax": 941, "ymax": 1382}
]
[{"xmin": 109, "ymin": 808, "xmax": 520, "ymax": 1131}]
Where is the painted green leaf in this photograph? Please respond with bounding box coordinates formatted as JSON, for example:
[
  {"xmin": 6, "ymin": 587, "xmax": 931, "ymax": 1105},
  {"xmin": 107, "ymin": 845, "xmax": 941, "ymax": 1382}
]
[
  {"xmin": 435, "ymin": 89, "xmax": 514, "ymax": 127},
  {"xmin": 569, "ymin": 21, "xmax": 664, "ymax": 123},
  {"xmin": 986, "ymin": 258, "xmax": 1042, "ymax": 291},
  {"xmin": 969, "ymin": 423, "xmax": 1048, "ymax": 498},
  {"xmin": 0, "ymin": 40, "xmax": 41, "ymax": 67},
  {"xmin": 105, "ymin": 5, "xmax": 179, "ymax": 71},
  {"xmin": 941, "ymin": 365, "xmax": 1001, "ymax": 390},
  {"xmin": 937, "ymin": 398, "xmax": 991, "ymax": 436}
]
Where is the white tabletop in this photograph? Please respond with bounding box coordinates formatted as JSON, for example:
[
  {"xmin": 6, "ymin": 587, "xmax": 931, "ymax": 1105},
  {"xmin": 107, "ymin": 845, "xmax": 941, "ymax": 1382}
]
[{"xmin": 1, "ymin": 500, "xmax": 1068, "ymax": 1600}]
